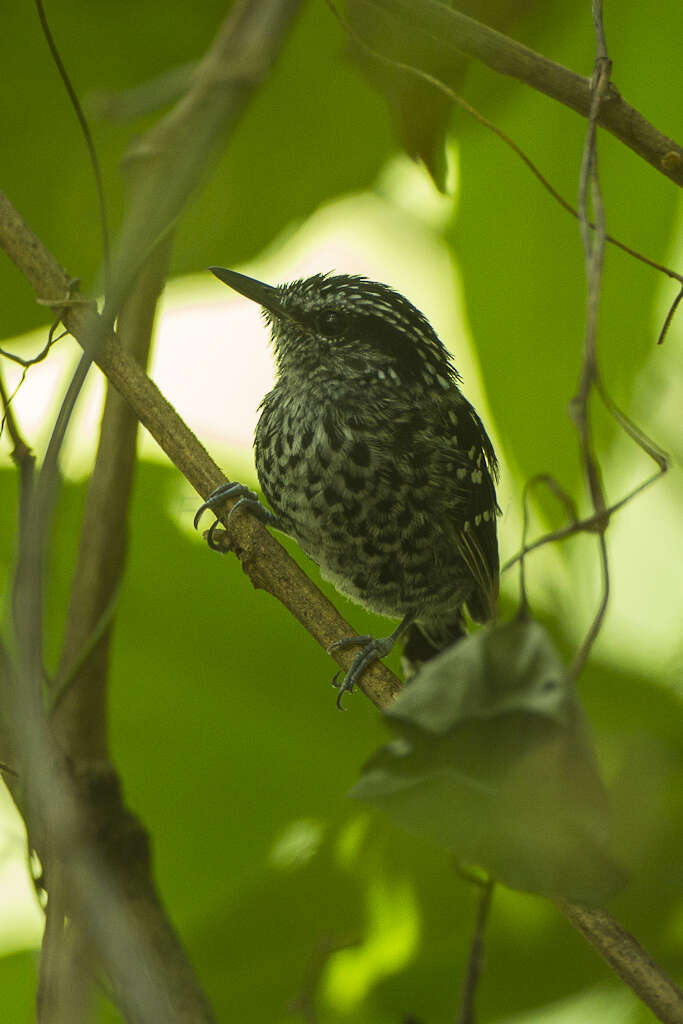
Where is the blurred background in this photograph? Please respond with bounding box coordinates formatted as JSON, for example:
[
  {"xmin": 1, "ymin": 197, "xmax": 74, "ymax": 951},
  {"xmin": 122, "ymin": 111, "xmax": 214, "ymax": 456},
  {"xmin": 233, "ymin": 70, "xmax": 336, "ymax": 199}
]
[{"xmin": 0, "ymin": 0, "xmax": 681, "ymax": 1020}]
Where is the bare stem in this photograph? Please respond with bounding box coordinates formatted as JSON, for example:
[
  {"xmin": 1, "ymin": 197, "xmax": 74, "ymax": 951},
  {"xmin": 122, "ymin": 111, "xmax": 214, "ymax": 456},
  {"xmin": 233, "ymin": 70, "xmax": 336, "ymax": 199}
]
[
  {"xmin": 567, "ymin": 8, "xmax": 611, "ymax": 675},
  {"xmin": 455, "ymin": 879, "xmax": 495, "ymax": 1024}
]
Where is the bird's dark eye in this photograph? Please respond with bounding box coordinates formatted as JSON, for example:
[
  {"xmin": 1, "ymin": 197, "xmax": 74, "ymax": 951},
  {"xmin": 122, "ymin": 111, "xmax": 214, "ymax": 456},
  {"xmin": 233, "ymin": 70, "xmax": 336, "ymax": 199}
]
[{"xmin": 317, "ymin": 310, "xmax": 346, "ymax": 336}]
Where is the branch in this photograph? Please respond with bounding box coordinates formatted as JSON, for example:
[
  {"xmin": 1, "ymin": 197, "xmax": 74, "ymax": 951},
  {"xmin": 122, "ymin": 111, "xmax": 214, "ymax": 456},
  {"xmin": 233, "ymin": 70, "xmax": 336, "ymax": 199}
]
[
  {"xmin": 557, "ymin": 900, "xmax": 683, "ymax": 1024},
  {"xmin": 456, "ymin": 878, "xmax": 494, "ymax": 1024},
  {"xmin": 361, "ymin": 0, "xmax": 683, "ymax": 187},
  {"xmin": 0, "ymin": 388, "xmax": 218, "ymax": 1023},
  {"xmin": 51, "ymin": 243, "xmax": 170, "ymax": 743},
  {"xmin": 2, "ymin": 645, "xmax": 218, "ymax": 1024},
  {"xmin": 38, "ymin": 249, "xmax": 171, "ymax": 1021}
]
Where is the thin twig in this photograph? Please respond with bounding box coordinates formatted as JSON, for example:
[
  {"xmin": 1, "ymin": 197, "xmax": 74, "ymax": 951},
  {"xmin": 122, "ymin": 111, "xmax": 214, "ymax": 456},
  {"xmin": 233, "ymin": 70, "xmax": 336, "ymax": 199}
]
[
  {"xmin": 456, "ymin": 878, "xmax": 494, "ymax": 1024},
  {"xmin": 502, "ymin": 465, "xmax": 665, "ymax": 571},
  {"xmin": 516, "ymin": 474, "xmax": 579, "ymax": 609},
  {"xmin": 34, "ymin": 0, "xmax": 110, "ymax": 294},
  {"xmin": 657, "ymin": 286, "xmax": 683, "ymax": 345},
  {"xmin": 571, "ymin": 531, "xmax": 609, "ymax": 679},
  {"xmin": 594, "ymin": 376, "xmax": 669, "ymax": 470},
  {"xmin": 567, "ymin": 4, "xmax": 612, "ymax": 677},
  {"xmin": 0, "ymin": 320, "xmax": 66, "ymax": 367},
  {"xmin": 0, "ymin": 369, "xmax": 33, "ymax": 464}
]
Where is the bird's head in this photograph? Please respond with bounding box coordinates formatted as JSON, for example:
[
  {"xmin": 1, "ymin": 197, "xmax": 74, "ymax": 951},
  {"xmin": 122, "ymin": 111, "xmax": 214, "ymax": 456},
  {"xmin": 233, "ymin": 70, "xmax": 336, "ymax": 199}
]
[{"xmin": 210, "ymin": 267, "xmax": 459, "ymax": 387}]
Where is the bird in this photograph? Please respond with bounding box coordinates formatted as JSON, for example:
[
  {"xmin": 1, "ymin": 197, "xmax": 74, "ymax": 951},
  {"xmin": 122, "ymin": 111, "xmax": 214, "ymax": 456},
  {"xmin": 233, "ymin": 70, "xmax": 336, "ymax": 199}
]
[{"xmin": 195, "ymin": 267, "xmax": 500, "ymax": 706}]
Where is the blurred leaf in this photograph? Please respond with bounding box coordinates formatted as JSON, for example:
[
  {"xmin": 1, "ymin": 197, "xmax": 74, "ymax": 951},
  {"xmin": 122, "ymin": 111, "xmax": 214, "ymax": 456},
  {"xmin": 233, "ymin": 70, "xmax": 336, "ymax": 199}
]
[
  {"xmin": 347, "ymin": 0, "xmax": 457, "ymax": 190},
  {"xmin": 0, "ymin": 952, "xmax": 37, "ymax": 1021},
  {"xmin": 386, "ymin": 616, "xmax": 570, "ymax": 731},
  {"xmin": 345, "ymin": 0, "xmax": 546, "ymax": 189},
  {"xmin": 0, "ymin": 0, "xmax": 394, "ymax": 337},
  {"xmin": 351, "ymin": 620, "xmax": 624, "ymax": 902}
]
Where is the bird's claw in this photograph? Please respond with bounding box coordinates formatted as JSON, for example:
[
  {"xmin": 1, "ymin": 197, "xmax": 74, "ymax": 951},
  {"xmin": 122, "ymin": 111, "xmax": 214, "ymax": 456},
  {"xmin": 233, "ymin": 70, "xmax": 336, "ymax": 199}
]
[
  {"xmin": 194, "ymin": 481, "xmax": 255, "ymax": 526},
  {"xmin": 328, "ymin": 634, "xmax": 395, "ymax": 710},
  {"xmin": 227, "ymin": 493, "xmax": 262, "ymax": 524},
  {"xmin": 194, "ymin": 482, "xmax": 268, "ymax": 549}
]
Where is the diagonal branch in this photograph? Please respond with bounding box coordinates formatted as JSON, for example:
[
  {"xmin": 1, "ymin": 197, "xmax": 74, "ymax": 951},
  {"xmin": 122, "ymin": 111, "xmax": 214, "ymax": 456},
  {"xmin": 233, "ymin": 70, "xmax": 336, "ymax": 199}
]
[
  {"xmin": 361, "ymin": 0, "xmax": 683, "ymax": 187},
  {"xmin": 557, "ymin": 900, "xmax": 683, "ymax": 1024},
  {"xmin": 0, "ymin": 187, "xmax": 401, "ymax": 712}
]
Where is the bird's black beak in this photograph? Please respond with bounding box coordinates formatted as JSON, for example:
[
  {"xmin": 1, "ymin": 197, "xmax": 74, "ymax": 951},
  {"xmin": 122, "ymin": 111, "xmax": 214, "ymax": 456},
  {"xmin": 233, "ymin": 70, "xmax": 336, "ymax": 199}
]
[{"xmin": 209, "ymin": 267, "xmax": 290, "ymax": 320}]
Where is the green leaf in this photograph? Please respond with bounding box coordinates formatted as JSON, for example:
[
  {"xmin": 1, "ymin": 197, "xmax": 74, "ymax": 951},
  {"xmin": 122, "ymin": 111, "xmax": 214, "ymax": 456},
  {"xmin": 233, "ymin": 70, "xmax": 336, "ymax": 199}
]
[
  {"xmin": 351, "ymin": 620, "xmax": 625, "ymax": 903},
  {"xmin": 346, "ymin": 0, "xmax": 457, "ymax": 190},
  {"xmin": 387, "ymin": 617, "xmax": 571, "ymax": 731}
]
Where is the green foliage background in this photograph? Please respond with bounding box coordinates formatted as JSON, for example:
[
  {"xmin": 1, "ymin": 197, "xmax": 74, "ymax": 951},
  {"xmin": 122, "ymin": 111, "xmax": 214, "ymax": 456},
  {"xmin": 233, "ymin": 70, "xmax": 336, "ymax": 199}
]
[{"xmin": 0, "ymin": 0, "xmax": 681, "ymax": 1021}]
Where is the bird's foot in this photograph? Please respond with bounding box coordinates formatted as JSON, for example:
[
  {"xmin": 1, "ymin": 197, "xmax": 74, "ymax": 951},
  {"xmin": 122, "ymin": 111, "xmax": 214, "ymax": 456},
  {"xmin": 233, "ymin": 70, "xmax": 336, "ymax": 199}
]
[
  {"xmin": 194, "ymin": 481, "xmax": 278, "ymax": 550},
  {"xmin": 328, "ymin": 613, "xmax": 414, "ymax": 708},
  {"xmin": 328, "ymin": 630, "xmax": 404, "ymax": 710}
]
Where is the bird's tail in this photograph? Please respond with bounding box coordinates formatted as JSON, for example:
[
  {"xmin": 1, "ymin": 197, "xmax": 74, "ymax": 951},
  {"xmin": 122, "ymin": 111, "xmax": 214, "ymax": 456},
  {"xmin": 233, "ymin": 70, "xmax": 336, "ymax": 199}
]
[{"xmin": 400, "ymin": 614, "xmax": 467, "ymax": 679}]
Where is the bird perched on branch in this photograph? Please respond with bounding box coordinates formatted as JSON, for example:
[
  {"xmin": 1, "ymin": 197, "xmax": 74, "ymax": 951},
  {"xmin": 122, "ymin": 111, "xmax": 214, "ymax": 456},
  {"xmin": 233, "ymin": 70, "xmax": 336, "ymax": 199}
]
[{"xmin": 195, "ymin": 268, "xmax": 500, "ymax": 706}]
